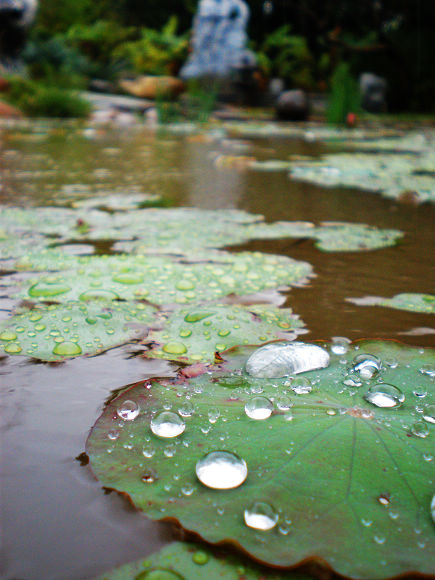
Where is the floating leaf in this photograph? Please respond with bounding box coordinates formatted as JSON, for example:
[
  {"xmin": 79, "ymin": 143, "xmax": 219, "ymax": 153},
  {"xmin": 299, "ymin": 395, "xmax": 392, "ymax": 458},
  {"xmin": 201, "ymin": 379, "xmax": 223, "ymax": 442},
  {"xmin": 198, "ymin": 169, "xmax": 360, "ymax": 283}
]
[
  {"xmin": 71, "ymin": 193, "xmax": 163, "ymax": 211},
  {"xmin": 0, "ymin": 300, "xmax": 156, "ymax": 360},
  {"xmin": 348, "ymin": 293, "xmax": 435, "ymax": 314},
  {"xmin": 87, "ymin": 340, "xmax": 435, "ymax": 579},
  {"xmin": 95, "ymin": 541, "xmax": 312, "ymax": 580},
  {"xmin": 12, "ymin": 252, "xmax": 312, "ymax": 305},
  {"xmin": 144, "ymin": 304, "xmax": 304, "ymax": 364}
]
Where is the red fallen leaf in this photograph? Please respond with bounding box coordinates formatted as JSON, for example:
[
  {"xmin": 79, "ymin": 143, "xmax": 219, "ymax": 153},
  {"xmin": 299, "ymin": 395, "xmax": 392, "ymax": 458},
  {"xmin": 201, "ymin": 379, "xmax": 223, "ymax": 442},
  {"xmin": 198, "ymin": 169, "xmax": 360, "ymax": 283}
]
[{"xmin": 180, "ymin": 363, "xmax": 208, "ymax": 378}]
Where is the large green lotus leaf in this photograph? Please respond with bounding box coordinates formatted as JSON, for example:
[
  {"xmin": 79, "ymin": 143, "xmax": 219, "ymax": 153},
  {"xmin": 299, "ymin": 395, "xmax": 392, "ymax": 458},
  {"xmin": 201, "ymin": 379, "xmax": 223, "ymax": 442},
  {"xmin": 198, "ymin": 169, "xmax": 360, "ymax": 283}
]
[
  {"xmin": 95, "ymin": 541, "xmax": 312, "ymax": 580},
  {"xmin": 290, "ymin": 152, "xmax": 435, "ymax": 203},
  {"xmin": 87, "ymin": 340, "xmax": 435, "ymax": 579},
  {"xmin": 71, "ymin": 193, "xmax": 163, "ymax": 211},
  {"xmin": 244, "ymin": 221, "xmax": 403, "ymax": 252},
  {"xmin": 348, "ymin": 293, "xmax": 435, "ymax": 314},
  {"xmin": 0, "ymin": 300, "xmax": 155, "ymax": 360},
  {"xmin": 144, "ymin": 304, "xmax": 304, "ymax": 364},
  {"xmin": 13, "ymin": 252, "xmax": 312, "ymax": 305}
]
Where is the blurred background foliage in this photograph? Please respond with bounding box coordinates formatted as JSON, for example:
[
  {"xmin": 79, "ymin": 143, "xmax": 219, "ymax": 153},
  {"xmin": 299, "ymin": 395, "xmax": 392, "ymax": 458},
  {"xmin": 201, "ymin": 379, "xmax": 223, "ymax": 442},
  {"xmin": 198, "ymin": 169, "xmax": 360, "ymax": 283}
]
[{"xmin": 3, "ymin": 0, "xmax": 433, "ymax": 114}]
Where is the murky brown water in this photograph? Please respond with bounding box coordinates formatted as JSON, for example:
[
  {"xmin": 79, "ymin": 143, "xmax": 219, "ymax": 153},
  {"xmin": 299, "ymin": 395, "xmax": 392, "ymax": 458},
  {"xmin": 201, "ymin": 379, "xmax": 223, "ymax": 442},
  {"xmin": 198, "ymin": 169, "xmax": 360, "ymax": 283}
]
[{"xmin": 1, "ymin": 121, "xmax": 434, "ymax": 580}]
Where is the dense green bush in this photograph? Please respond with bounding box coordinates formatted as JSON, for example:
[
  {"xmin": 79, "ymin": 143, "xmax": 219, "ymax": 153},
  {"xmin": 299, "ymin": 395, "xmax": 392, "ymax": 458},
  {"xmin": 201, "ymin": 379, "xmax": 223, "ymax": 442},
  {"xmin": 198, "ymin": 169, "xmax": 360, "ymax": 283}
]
[{"xmin": 5, "ymin": 77, "xmax": 91, "ymax": 118}]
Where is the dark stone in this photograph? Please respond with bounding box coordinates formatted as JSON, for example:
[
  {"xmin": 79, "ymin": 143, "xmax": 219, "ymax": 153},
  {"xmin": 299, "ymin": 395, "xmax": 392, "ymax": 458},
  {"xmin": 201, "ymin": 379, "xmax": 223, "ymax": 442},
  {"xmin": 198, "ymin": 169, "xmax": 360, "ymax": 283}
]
[
  {"xmin": 360, "ymin": 73, "xmax": 387, "ymax": 113},
  {"xmin": 276, "ymin": 89, "xmax": 310, "ymax": 121}
]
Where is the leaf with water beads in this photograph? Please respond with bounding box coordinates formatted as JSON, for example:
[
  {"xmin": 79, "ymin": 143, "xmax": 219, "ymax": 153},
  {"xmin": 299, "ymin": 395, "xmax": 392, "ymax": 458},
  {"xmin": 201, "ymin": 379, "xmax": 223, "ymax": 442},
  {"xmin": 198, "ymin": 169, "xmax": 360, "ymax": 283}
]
[
  {"xmin": 348, "ymin": 293, "xmax": 435, "ymax": 314},
  {"xmin": 12, "ymin": 252, "xmax": 313, "ymax": 305},
  {"xmin": 0, "ymin": 301, "xmax": 156, "ymax": 360},
  {"xmin": 87, "ymin": 340, "xmax": 435, "ymax": 579},
  {"xmin": 94, "ymin": 541, "xmax": 312, "ymax": 580},
  {"xmin": 144, "ymin": 304, "xmax": 305, "ymax": 364}
]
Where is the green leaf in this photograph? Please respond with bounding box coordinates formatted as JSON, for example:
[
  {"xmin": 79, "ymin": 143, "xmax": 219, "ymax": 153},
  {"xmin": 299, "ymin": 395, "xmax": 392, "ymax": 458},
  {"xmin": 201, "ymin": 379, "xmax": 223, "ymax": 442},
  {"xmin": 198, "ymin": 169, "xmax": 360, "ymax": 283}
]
[
  {"xmin": 0, "ymin": 300, "xmax": 156, "ymax": 360},
  {"xmin": 87, "ymin": 340, "xmax": 435, "ymax": 579},
  {"xmin": 144, "ymin": 304, "xmax": 304, "ymax": 364},
  {"xmin": 94, "ymin": 541, "xmax": 312, "ymax": 580},
  {"xmin": 348, "ymin": 293, "xmax": 435, "ymax": 314},
  {"xmin": 13, "ymin": 252, "xmax": 312, "ymax": 305},
  {"xmin": 71, "ymin": 193, "xmax": 163, "ymax": 211}
]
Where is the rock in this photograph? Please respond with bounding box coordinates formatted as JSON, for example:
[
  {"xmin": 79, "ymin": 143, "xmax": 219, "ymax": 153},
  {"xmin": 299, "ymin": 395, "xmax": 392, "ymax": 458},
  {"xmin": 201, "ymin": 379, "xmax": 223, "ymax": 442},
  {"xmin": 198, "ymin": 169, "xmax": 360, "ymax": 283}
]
[
  {"xmin": 276, "ymin": 89, "xmax": 310, "ymax": 121},
  {"xmin": 119, "ymin": 76, "xmax": 185, "ymax": 100},
  {"xmin": 0, "ymin": 100, "xmax": 22, "ymax": 118},
  {"xmin": 359, "ymin": 73, "xmax": 387, "ymax": 113}
]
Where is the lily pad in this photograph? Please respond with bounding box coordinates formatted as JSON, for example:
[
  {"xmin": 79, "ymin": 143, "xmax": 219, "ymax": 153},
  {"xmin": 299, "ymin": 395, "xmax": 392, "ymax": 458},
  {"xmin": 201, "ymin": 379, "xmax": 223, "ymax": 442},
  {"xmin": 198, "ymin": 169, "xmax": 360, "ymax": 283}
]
[
  {"xmin": 144, "ymin": 304, "xmax": 304, "ymax": 364},
  {"xmin": 87, "ymin": 340, "xmax": 435, "ymax": 579},
  {"xmin": 71, "ymin": 193, "xmax": 163, "ymax": 211},
  {"xmin": 0, "ymin": 300, "xmax": 156, "ymax": 360},
  {"xmin": 95, "ymin": 541, "xmax": 312, "ymax": 580},
  {"xmin": 290, "ymin": 152, "xmax": 435, "ymax": 203},
  {"xmin": 13, "ymin": 252, "xmax": 312, "ymax": 305},
  {"xmin": 348, "ymin": 293, "xmax": 435, "ymax": 314}
]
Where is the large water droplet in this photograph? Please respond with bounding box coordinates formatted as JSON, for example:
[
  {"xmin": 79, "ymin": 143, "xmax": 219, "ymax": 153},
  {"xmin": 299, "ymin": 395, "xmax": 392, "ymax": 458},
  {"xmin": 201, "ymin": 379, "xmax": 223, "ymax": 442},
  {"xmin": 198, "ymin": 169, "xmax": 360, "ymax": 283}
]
[
  {"xmin": 291, "ymin": 377, "xmax": 312, "ymax": 394},
  {"xmin": 79, "ymin": 289, "xmax": 119, "ymax": 301},
  {"xmin": 245, "ymin": 341, "xmax": 330, "ymax": 378},
  {"xmin": 422, "ymin": 404, "xmax": 435, "ymax": 424},
  {"xmin": 29, "ymin": 280, "xmax": 71, "ymax": 297},
  {"xmin": 195, "ymin": 451, "xmax": 247, "ymax": 489},
  {"xmin": 0, "ymin": 330, "xmax": 17, "ymax": 341},
  {"xmin": 117, "ymin": 400, "xmax": 140, "ymax": 421},
  {"xmin": 364, "ymin": 383, "xmax": 404, "ymax": 408},
  {"xmin": 162, "ymin": 342, "xmax": 187, "ymax": 355},
  {"xmin": 113, "ymin": 272, "xmax": 144, "ymax": 285},
  {"xmin": 52, "ymin": 341, "xmax": 82, "ymax": 356},
  {"xmin": 245, "ymin": 396, "xmax": 273, "ymax": 420},
  {"xmin": 420, "ymin": 364, "xmax": 435, "ymax": 378},
  {"xmin": 151, "ymin": 412, "xmax": 185, "ymax": 438},
  {"xmin": 184, "ymin": 311, "xmax": 214, "ymax": 323},
  {"xmin": 411, "ymin": 421, "xmax": 429, "ymax": 438},
  {"xmin": 178, "ymin": 401, "xmax": 195, "ymax": 417},
  {"xmin": 4, "ymin": 342, "xmax": 22, "ymax": 354},
  {"xmin": 352, "ymin": 354, "xmax": 381, "ymax": 379},
  {"xmin": 244, "ymin": 501, "xmax": 278, "ymax": 530},
  {"xmin": 330, "ymin": 336, "xmax": 351, "ymax": 355}
]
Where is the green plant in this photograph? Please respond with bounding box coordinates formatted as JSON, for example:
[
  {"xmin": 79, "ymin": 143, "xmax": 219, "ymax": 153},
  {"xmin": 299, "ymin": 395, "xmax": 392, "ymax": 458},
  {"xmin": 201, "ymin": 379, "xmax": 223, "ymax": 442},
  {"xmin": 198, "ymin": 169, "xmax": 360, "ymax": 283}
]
[
  {"xmin": 326, "ymin": 62, "xmax": 361, "ymax": 125},
  {"xmin": 115, "ymin": 16, "xmax": 188, "ymax": 76}
]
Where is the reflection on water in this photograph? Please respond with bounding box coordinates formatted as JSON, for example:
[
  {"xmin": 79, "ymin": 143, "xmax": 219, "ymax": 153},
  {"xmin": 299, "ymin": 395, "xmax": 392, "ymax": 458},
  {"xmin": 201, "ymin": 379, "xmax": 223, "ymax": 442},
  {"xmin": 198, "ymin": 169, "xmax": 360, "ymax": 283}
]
[{"xmin": 0, "ymin": 121, "xmax": 434, "ymax": 579}]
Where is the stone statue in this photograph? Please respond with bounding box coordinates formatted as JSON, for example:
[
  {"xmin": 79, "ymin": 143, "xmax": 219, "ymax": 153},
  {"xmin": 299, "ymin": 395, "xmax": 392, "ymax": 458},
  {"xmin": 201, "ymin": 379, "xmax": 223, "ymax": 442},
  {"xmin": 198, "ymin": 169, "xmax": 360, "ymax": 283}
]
[
  {"xmin": 0, "ymin": 0, "xmax": 38, "ymax": 70},
  {"xmin": 180, "ymin": 0, "xmax": 255, "ymax": 80}
]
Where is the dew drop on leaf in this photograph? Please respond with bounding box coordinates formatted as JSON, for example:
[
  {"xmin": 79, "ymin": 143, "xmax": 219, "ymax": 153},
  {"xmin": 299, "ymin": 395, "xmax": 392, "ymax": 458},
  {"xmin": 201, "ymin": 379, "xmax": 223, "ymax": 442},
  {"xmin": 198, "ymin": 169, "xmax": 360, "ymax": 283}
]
[
  {"xmin": 364, "ymin": 383, "xmax": 405, "ymax": 408},
  {"xmin": 422, "ymin": 404, "xmax": 435, "ymax": 424},
  {"xmin": 79, "ymin": 289, "xmax": 120, "ymax": 301},
  {"xmin": 4, "ymin": 342, "xmax": 22, "ymax": 354},
  {"xmin": 178, "ymin": 402, "xmax": 195, "ymax": 417},
  {"xmin": 245, "ymin": 396, "xmax": 273, "ymax": 420},
  {"xmin": 0, "ymin": 330, "xmax": 18, "ymax": 341},
  {"xmin": 352, "ymin": 354, "xmax": 381, "ymax": 379},
  {"xmin": 291, "ymin": 377, "xmax": 312, "ymax": 394},
  {"xmin": 52, "ymin": 341, "xmax": 82, "ymax": 356},
  {"xmin": 192, "ymin": 550, "xmax": 208, "ymax": 565},
  {"xmin": 141, "ymin": 469, "xmax": 158, "ymax": 484},
  {"xmin": 117, "ymin": 400, "xmax": 140, "ymax": 421},
  {"xmin": 244, "ymin": 501, "xmax": 279, "ymax": 530},
  {"xmin": 330, "ymin": 336, "xmax": 351, "ymax": 355},
  {"xmin": 245, "ymin": 341, "xmax": 330, "ymax": 378},
  {"xmin": 419, "ymin": 364, "xmax": 435, "ymax": 378},
  {"xmin": 195, "ymin": 451, "xmax": 247, "ymax": 489},
  {"xmin": 411, "ymin": 421, "xmax": 429, "ymax": 438},
  {"xmin": 162, "ymin": 342, "xmax": 187, "ymax": 355},
  {"xmin": 151, "ymin": 412, "xmax": 185, "ymax": 438}
]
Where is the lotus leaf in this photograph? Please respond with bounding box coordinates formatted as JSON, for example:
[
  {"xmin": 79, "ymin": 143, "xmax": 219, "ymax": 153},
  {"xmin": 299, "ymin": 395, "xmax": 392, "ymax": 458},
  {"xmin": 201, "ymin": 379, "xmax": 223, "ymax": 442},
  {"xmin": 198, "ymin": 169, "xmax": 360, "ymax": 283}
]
[
  {"xmin": 348, "ymin": 293, "xmax": 435, "ymax": 314},
  {"xmin": 71, "ymin": 193, "xmax": 163, "ymax": 211},
  {"xmin": 290, "ymin": 152, "xmax": 435, "ymax": 203},
  {"xmin": 95, "ymin": 541, "xmax": 312, "ymax": 580},
  {"xmin": 144, "ymin": 304, "xmax": 304, "ymax": 364},
  {"xmin": 87, "ymin": 340, "xmax": 435, "ymax": 579},
  {"xmin": 13, "ymin": 252, "xmax": 312, "ymax": 305},
  {"xmin": 0, "ymin": 300, "xmax": 156, "ymax": 360}
]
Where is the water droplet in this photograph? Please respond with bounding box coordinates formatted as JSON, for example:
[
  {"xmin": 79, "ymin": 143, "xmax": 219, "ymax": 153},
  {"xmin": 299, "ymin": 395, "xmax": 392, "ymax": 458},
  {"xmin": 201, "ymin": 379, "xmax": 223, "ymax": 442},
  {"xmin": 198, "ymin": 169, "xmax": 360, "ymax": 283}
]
[
  {"xmin": 141, "ymin": 469, "xmax": 158, "ymax": 484},
  {"xmin": 420, "ymin": 364, "xmax": 435, "ymax": 378},
  {"xmin": 164, "ymin": 444, "xmax": 176, "ymax": 457},
  {"xmin": 184, "ymin": 311, "xmax": 214, "ymax": 323},
  {"xmin": 162, "ymin": 342, "xmax": 187, "ymax": 355},
  {"xmin": 413, "ymin": 389, "xmax": 427, "ymax": 398},
  {"xmin": 79, "ymin": 289, "xmax": 119, "ymax": 301},
  {"xmin": 244, "ymin": 501, "xmax": 278, "ymax": 530},
  {"xmin": 29, "ymin": 281, "xmax": 71, "ymax": 297},
  {"xmin": 245, "ymin": 396, "xmax": 273, "ymax": 420},
  {"xmin": 192, "ymin": 551, "xmax": 208, "ymax": 565},
  {"xmin": 411, "ymin": 421, "xmax": 429, "ymax": 438},
  {"xmin": 343, "ymin": 373, "xmax": 363, "ymax": 388},
  {"xmin": 291, "ymin": 377, "xmax": 312, "ymax": 394},
  {"xmin": 107, "ymin": 429, "xmax": 120, "ymax": 440},
  {"xmin": 276, "ymin": 395, "xmax": 293, "ymax": 410},
  {"xmin": 195, "ymin": 451, "xmax": 247, "ymax": 489},
  {"xmin": 422, "ymin": 404, "xmax": 435, "ymax": 424},
  {"xmin": 330, "ymin": 336, "xmax": 351, "ymax": 355},
  {"xmin": 181, "ymin": 483, "xmax": 195, "ymax": 496},
  {"xmin": 178, "ymin": 401, "xmax": 195, "ymax": 417},
  {"xmin": 361, "ymin": 518, "xmax": 372, "ymax": 527},
  {"xmin": 113, "ymin": 272, "xmax": 144, "ymax": 284},
  {"xmin": 208, "ymin": 407, "xmax": 220, "ymax": 423},
  {"xmin": 151, "ymin": 412, "xmax": 185, "ymax": 438},
  {"xmin": 374, "ymin": 535, "xmax": 386, "ymax": 545},
  {"xmin": 245, "ymin": 341, "xmax": 330, "ymax": 378},
  {"xmin": 352, "ymin": 354, "xmax": 381, "ymax": 379},
  {"xmin": 176, "ymin": 279, "xmax": 195, "ymax": 291},
  {"xmin": 117, "ymin": 400, "xmax": 140, "ymax": 421},
  {"xmin": 378, "ymin": 494, "xmax": 390, "ymax": 506},
  {"xmin": 52, "ymin": 341, "xmax": 82, "ymax": 356},
  {"xmin": 364, "ymin": 383, "xmax": 404, "ymax": 408},
  {"xmin": 179, "ymin": 329, "xmax": 192, "ymax": 338},
  {"xmin": 0, "ymin": 330, "xmax": 17, "ymax": 341},
  {"xmin": 4, "ymin": 342, "xmax": 22, "ymax": 354},
  {"xmin": 326, "ymin": 408, "xmax": 337, "ymax": 416},
  {"xmin": 142, "ymin": 445, "xmax": 155, "ymax": 458}
]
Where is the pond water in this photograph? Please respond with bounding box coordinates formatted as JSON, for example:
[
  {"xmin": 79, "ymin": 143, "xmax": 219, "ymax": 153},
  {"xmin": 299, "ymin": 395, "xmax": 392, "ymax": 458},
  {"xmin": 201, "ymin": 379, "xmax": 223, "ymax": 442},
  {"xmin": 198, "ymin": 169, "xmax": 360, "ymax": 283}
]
[{"xmin": 1, "ymin": 121, "xmax": 434, "ymax": 580}]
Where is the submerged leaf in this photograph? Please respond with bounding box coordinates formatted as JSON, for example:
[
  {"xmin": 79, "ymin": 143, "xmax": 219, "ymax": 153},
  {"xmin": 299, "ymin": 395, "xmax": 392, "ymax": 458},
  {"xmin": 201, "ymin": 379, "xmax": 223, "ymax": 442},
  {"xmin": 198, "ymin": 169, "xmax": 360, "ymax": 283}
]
[
  {"xmin": 348, "ymin": 293, "xmax": 435, "ymax": 314},
  {"xmin": 87, "ymin": 340, "xmax": 435, "ymax": 579},
  {"xmin": 144, "ymin": 304, "xmax": 304, "ymax": 364},
  {"xmin": 95, "ymin": 541, "xmax": 312, "ymax": 580},
  {"xmin": 0, "ymin": 301, "xmax": 155, "ymax": 360}
]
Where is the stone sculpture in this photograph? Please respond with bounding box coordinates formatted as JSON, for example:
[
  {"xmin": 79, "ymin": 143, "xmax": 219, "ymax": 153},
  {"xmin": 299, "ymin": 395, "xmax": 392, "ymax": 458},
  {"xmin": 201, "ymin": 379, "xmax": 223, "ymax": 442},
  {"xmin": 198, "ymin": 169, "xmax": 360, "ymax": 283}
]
[
  {"xmin": 180, "ymin": 0, "xmax": 255, "ymax": 80},
  {"xmin": 0, "ymin": 0, "xmax": 38, "ymax": 69}
]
